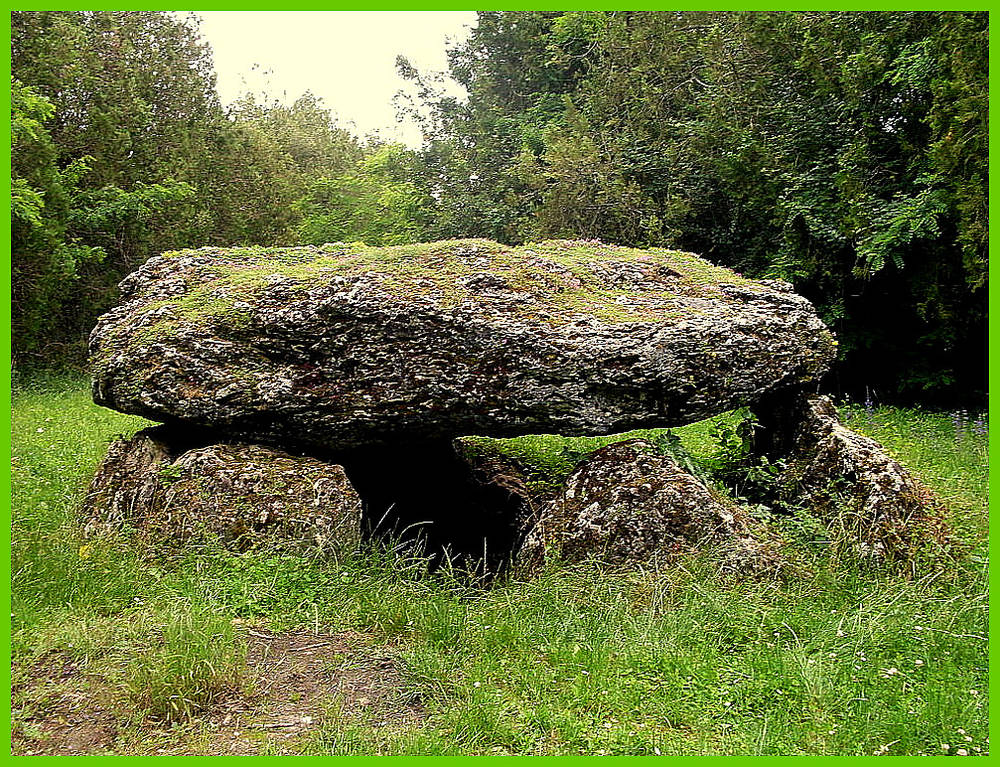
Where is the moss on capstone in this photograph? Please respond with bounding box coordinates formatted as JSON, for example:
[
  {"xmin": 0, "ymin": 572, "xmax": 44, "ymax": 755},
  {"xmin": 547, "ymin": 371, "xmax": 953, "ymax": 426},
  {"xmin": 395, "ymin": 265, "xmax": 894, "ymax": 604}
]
[{"xmin": 149, "ymin": 238, "xmax": 750, "ymax": 332}]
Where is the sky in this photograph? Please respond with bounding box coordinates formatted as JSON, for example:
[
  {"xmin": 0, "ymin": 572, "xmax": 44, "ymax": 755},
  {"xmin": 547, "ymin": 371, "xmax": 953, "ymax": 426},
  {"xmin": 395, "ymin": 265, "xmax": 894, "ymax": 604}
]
[{"xmin": 191, "ymin": 11, "xmax": 478, "ymax": 147}]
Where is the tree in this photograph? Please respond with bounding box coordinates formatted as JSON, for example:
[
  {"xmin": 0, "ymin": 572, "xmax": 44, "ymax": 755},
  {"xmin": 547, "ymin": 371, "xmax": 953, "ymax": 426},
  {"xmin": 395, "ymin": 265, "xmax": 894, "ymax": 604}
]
[
  {"xmin": 298, "ymin": 143, "xmax": 435, "ymax": 246},
  {"xmin": 11, "ymin": 12, "xmax": 224, "ymax": 358},
  {"xmin": 412, "ymin": 10, "xmax": 987, "ymax": 402},
  {"xmin": 11, "ymin": 78, "xmax": 103, "ymax": 358}
]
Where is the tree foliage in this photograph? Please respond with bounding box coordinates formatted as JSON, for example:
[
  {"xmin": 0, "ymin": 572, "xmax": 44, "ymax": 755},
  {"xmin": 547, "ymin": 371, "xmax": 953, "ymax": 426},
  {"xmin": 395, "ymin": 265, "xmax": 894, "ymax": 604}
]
[
  {"xmin": 10, "ymin": 11, "xmax": 986, "ymax": 404},
  {"xmin": 11, "ymin": 12, "xmax": 369, "ymax": 359},
  {"xmin": 298, "ymin": 143, "xmax": 434, "ymax": 246},
  {"xmin": 408, "ymin": 11, "xmax": 987, "ymax": 402}
]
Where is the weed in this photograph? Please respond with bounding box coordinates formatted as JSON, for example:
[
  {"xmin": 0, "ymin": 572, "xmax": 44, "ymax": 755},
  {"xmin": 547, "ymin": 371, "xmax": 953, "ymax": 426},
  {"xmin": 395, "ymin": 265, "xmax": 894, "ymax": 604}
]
[{"xmin": 126, "ymin": 607, "xmax": 245, "ymax": 722}]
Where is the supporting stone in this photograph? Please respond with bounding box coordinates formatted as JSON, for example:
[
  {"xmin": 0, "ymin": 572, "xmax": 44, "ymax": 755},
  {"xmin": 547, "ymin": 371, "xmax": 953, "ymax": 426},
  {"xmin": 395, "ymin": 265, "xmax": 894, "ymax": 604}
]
[
  {"xmin": 775, "ymin": 396, "xmax": 949, "ymax": 562},
  {"xmin": 81, "ymin": 428, "xmax": 362, "ymax": 555},
  {"xmin": 516, "ymin": 439, "xmax": 783, "ymax": 576}
]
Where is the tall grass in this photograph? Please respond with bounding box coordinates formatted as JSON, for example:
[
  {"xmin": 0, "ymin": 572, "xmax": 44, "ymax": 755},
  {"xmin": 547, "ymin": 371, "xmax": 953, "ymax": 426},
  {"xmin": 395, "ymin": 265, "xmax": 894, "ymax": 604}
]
[
  {"xmin": 126, "ymin": 607, "xmax": 246, "ymax": 722},
  {"xmin": 11, "ymin": 373, "xmax": 989, "ymax": 754}
]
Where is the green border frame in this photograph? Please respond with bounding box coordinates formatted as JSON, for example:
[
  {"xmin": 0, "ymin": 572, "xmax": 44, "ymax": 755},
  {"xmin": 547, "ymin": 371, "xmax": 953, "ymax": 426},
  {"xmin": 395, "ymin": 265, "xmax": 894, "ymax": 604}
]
[{"xmin": 2, "ymin": 6, "xmax": 993, "ymax": 762}]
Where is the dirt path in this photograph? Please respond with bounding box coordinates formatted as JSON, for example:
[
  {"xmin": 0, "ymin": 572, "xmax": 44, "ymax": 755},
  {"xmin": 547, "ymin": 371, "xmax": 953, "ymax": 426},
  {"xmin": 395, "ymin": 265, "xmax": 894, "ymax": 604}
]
[{"xmin": 11, "ymin": 628, "xmax": 425, "ymax": 755}]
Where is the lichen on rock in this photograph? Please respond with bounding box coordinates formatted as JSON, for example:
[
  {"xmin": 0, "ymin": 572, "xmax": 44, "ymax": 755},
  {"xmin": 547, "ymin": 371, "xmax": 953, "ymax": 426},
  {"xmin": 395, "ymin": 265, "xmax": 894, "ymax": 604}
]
[
  {"xmin": 89, "ymin": 238, "xmax": 837, "ymax": 452},
  {"xmin": 517, "ymin": 439, "xmax": 782, "ymax": 575},
  {"xmin": 776, "ymin": 396, "xmax": 950, "ymax": 562},
  {"xmin": 81, "ymin": 427, "xmax": 362, "ymax": 555},
  {"xmin": 86, "ymin": 237, "xmax": 946, "ymax": 577}
]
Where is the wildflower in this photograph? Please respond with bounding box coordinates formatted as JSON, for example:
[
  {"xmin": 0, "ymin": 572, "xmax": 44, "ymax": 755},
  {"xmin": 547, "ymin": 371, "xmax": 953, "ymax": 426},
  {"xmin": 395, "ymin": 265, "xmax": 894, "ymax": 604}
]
[
  {"xmin": 879, "ymin": 667, "xmax": 900, "ymax": 678},
  {"xmin": 942, "ymin": 744, "xmax": 951, "ymax": 752},
  {"xmin": 914, "ymin": 659, "xmax": 924, "ymax": 666},
  {"xmin": 973, "ymin": 414, "xmax": 987, "ymax": 438},
  {"xmin": 473, "ymin": 681, "xmax": 481, "ymax": 688},
  {"xmin": 957, "ymin": 749, "xmax": 968, "ymax": 756}
]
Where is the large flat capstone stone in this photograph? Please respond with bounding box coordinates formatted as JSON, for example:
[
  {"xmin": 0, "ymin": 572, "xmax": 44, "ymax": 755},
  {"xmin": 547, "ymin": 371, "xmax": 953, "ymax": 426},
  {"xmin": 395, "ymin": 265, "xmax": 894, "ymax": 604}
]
[{"xmin": 90, "ymin": 239, "xmax": 836, "ymax": 450}]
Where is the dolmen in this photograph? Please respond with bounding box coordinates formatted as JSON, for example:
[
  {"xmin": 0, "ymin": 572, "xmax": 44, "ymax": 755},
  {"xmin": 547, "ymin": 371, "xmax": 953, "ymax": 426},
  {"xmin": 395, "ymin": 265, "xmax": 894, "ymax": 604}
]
[{"xmin": 83, "ymin": 238, "xmax": 947, "ymax": 573}]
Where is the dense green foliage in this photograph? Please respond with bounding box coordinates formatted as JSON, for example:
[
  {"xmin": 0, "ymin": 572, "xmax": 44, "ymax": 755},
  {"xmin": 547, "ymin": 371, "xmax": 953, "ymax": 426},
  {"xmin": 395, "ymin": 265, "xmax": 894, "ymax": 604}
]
[
  {"xmin": 400, "ymin": 11, "xmax": 987, "ymax": 403},
  {"xmin": 297, "ymin": 144, "xmax": 434, "ymax": 246},
  {"xmin": 11, "ymin": 374, "xmax": 987, "ymax": 754},
  {"xmin": 11, "ymin": 11, "xmax": 986, "ymax": 404},
  {"xmin": 11, "ymin": 12, "xmax": 362, "ymax": 360}
]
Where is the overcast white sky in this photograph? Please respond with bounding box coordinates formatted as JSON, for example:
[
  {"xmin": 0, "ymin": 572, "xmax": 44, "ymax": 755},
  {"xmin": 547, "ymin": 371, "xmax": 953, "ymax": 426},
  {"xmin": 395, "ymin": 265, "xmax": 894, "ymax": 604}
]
[{"xmin": 191, "ymin": 11, "xmax": 478, "ymax": 147}]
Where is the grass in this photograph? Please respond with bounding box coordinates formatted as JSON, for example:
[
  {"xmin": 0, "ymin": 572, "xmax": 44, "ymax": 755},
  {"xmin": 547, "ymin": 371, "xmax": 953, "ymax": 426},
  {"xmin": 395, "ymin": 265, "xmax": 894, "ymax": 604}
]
[
  {"xmin": 10, "ymin": 371, "xmax": 989, "ymax": 755},
  {"xmin": 125, "ymin": 607, "xmax": 245, "ymax": 722},
  {"xmin": 456, "ymin": 422, "xmax": 719, "ymax": 497}
]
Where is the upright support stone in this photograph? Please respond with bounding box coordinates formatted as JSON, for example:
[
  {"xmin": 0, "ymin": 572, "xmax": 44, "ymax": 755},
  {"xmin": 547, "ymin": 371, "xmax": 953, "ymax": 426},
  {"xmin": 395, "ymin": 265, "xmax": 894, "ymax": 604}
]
[
  {"xmin": 517, "ymin": 439, "xmax": 783, "ymax": 575},
  {"xmin": 82, "ymin": 428, "xmax": 363, "ymax": 555},
  {"xmin": 774, "ymin": 396, "xmax": 949, "ymax": 562}
]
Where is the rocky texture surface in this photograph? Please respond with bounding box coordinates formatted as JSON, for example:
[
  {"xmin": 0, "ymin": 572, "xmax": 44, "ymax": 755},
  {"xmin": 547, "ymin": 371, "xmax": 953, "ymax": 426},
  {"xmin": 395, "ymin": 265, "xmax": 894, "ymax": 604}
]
[
  {"xmin": 81, "ymin": 428, "xmax": 175, "ymax": 534},
  {"xmin": 517, "ymin": 439, "xmax": 780, "ymax": 574},
  {"xmin": 82, "ymin": 427, "xmax": 361, "ymax": 554},
  {"xmin": 90, "ymin": 239, "xmax": 836, "ymax": 452},
  {"xmin": 778, "ymin": 396, "xmax": 949, "ymax": 560}
]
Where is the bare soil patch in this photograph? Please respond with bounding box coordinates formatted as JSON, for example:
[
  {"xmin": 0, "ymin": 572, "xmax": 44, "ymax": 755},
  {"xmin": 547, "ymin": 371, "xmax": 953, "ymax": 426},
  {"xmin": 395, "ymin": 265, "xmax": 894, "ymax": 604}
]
[
  {"xmin": 11, "ymin": 652, "xmax": 120, "ymax": 755},
  {"xmin": 11, "ymin": 628, "xmax": 425, "ymax": 755}
]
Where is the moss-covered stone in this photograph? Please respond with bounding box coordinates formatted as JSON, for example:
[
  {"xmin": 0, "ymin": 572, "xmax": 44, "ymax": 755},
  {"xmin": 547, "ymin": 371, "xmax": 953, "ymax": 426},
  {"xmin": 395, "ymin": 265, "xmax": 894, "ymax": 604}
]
[
  {"xmin": 515, "ymin": 439, "xmax": 783, "ymax": 576},
  {"xmin": 90, "ymin": 238, "xmax": 836, "ymax": 451},
  {"xmin": 81, "ymin": 427, "xmax": 362, "ymax": 555},
  {"xmin": 774, "ymin": 395, "xmax": 950, "ymax": 563}
]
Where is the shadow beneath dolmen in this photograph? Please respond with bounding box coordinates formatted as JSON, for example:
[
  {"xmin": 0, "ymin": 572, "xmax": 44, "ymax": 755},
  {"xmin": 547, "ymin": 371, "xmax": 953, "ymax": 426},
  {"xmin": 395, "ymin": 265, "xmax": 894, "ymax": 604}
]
[{"xmin": 331, "ymin": 439, "xmax": 527, "ymax": 578}]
